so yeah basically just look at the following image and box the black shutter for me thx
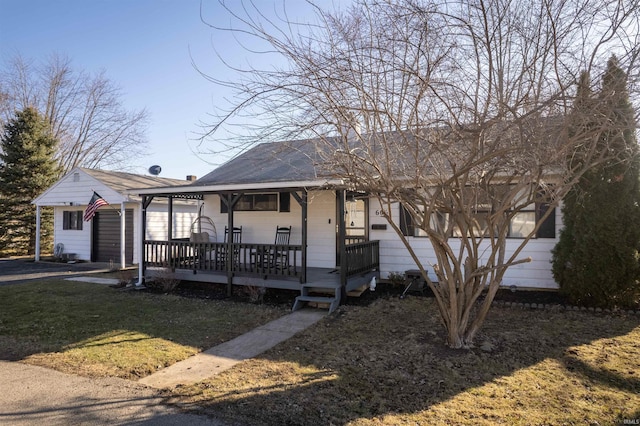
[220,195,228,213]
[63,211,70,230]
[279,192,290,212]
[536,203,556,238]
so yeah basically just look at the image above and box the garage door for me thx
[92,209,133,263]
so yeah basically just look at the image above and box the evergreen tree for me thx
[552,57,640,308]
[0,107,60,256]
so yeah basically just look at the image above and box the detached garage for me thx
[33,167,199,268]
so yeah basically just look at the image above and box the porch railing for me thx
[144,240,302,278]
[344,240,379,277]
[144,239,378,283]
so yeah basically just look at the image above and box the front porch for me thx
[144,239,380,312]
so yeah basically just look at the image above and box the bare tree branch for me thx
[199,0,639,348]
[0,53,149,176]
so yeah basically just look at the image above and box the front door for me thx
[345,197,368,243]
[336,193,368,266]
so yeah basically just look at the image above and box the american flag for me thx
[83,191,108,221]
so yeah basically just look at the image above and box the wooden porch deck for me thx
[148,265,377,294]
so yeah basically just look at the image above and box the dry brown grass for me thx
[170,297,640,425]
[0,280,288,379]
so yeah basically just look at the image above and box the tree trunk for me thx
[447,326,472,349]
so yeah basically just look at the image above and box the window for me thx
[63,211,83,230]
[400,204,449,237]
[220,193,279,213]
[452,211,493,237]
[400,203,555,239]
[509,212,536,238]
[507,203,555,238]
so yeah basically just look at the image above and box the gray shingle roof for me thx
[81,168,189,193]
[192,118,564,188]
[193,138,338,186]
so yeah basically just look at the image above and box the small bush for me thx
[244,285,266,304]
[147,268,181,293]
[115,269,135,286]
[387,271,405,287]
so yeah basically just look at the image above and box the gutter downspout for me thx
[135,196,151,286]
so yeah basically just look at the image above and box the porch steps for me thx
[292,282,340,314]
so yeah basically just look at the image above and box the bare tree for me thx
[0,54,149,175]
[200,0,640,348]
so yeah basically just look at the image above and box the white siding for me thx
[38,168,198,265]
[53,207,92,260]
[201,190,338,268]
[35,169,125,206]
[369,198,562,289]
[145,201,198,241]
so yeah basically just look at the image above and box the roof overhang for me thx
[126,178,346,197]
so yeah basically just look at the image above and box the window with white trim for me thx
[63,211,83,230]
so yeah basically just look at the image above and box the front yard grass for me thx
[169,297,640,425]
[0,280,288,379]
[2,279,639,424]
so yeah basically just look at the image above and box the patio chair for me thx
[251,226,292,274]
[218,226,242,269]
[272,226,292,271]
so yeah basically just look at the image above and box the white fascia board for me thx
[127,179,345,195]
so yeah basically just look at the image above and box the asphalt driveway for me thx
[0,258,115,285]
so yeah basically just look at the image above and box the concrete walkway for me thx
[0,361,220,425]
[66,276,120,285]
[140,309,326,389]
[0,258,114,285]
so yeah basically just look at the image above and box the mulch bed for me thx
[155,279,572,309]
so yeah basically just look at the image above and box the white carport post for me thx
[35,205,41,261]
[120,202,126,269]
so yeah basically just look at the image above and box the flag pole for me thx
[90,189,122,216]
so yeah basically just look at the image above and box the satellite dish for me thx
[148,165,162,176]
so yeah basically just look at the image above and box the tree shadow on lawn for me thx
[172,297,640,425]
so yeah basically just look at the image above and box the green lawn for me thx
[0,280,288,379]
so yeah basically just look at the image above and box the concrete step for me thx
[292,294,340,314]
[295,295,336,304]
[301,282,340,289]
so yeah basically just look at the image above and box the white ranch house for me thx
[132,138,561,312]
[33,167,198,268]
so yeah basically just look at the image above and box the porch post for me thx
[291,190,308,283]
[301,190,308,283]
[225,193,242,297]
[138,195,154,286]
[166,196,173,269]
[35,205,41,261]
[120,202,126,269]
[337,189,347,297]
[168,196,173,241]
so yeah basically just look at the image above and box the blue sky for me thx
[0,0,341,180]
